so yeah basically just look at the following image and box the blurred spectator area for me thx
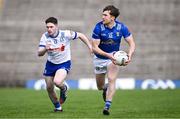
[0,0,180,86]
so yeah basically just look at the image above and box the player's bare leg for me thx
[96,74,109,102]
[103,63,119,115]
[45,77,62,112]
[96,74,105,90]
[107,63,119,101]
[54,69,68,104]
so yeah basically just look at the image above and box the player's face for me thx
[46,23,57,36]
[102,10,114,25]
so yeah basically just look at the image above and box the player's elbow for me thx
[37,53,42,57]
[92,43,98,52]
[37,51,44,57]
[92,46,99,54]
[92,46,96,52]
[37,47,46,57]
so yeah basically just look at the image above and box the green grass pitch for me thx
[0,88,180,118]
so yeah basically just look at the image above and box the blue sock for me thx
[54,102,60,108]
[105,101,112,109]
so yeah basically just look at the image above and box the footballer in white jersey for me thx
[38,17,92,112]
[39,30,77,64]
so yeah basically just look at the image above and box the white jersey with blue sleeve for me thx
[39,30,77,64]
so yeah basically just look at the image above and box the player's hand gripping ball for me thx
[113,50,128,66]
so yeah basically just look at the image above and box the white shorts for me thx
[93,55,112,74]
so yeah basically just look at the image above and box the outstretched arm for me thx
[76,32,93,54]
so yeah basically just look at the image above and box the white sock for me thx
[56,106,62,110]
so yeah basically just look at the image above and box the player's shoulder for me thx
[94,21,105,31]
[115,20,128,29]
[59,30,71,34]
[58,30,67,34]
[59,29,68,32]
[95,21,103,26]
[116,20,128,26]
[59,30,72,37]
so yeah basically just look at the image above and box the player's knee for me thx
[54,82,65,89]
[108,78,116,83]
[54,80,62,86]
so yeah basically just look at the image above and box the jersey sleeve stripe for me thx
[73,32,77,39]
[39,45,46,47]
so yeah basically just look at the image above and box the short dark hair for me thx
[103,5,120,18]
[45,17,58,24]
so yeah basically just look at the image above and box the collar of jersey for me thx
[49,30,59,38]
[104,21,116,29]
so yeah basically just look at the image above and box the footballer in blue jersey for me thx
[38,17,92,112]
[92,20,131,59]
[92,5,135,115]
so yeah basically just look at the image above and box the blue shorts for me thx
[43,60,71,77]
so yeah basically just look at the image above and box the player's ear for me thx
[111,15,115,21]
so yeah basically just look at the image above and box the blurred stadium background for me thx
[0,0,180,88]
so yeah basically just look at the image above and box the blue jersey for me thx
[92,21,131,59]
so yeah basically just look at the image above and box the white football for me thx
[113,51,128,66]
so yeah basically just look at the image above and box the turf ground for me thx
[0,88,180,119]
